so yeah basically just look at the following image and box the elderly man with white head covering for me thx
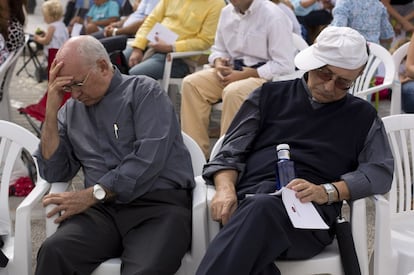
[196,26,393,275]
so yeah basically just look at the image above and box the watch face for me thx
[93,185,106,200]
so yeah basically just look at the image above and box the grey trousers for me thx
[35,189,191,275]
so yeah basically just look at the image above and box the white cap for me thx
[294,26,368,71]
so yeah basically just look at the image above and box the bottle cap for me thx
[276,144,290,151]
[276,144,290,160]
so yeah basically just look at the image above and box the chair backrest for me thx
[0,120,39,236]
[209,135,225,161]
[349,43,396,113]
[382,114,414,214]
[391,41,410,115]
[182,132,206,177]
[0,120,51,275]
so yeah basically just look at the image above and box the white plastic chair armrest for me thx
[204,179,220,243]
[184,175,208,269]
[161,50,209,92]
[45,182,70,237]
[13,178,51,275]
[371,194,394,275]
[349,198,369,275]
[390,79,402,115]
[354,82,393,98]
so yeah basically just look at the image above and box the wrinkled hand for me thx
[286,178,327,205]
[46,60,73,114]
[211,184,238,225]
[128,48,144,67]
[43,188,96,223]
[148,36,172,53]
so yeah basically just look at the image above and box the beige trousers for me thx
[180,68,266,158]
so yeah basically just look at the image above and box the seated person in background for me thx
[34,35,195,275]
[180,0,295,159]
[126,0,225,80]
[271,0,303,36]
[70,0,120,35]
[0,2,9,64]
[0,34,9,65]
[381,0,414,35]
[331,0,394,47]
[91,0,159,39]
[400,34,414,112]
[33,0,69,63]
[66,0,92,34]
[83,0,120,34]
[291,0,334,43]
[196,26,393,275]
[3,0,26,52]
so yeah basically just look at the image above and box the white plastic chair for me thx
[350,42,397,115]
[45,132,208,275]
[206,136,371,275]
[0,120,51,275]
[373,114,414,275]
[0,47,21,121]
[391,41,410,115]
[160,50,210,94]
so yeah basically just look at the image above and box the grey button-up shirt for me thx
[35,69,194,203]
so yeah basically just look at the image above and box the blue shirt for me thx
[86,0,120,22]
[331,0,394,43]
[291,0,322,16]
[123,0,159,27]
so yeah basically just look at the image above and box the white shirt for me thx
[208,0,295,80]
[277,2,302,36]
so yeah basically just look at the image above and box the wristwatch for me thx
[93,184,106,201]
[323,183,336,205]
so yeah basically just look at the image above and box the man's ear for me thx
[96,58,111,74]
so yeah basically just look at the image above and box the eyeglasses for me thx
[314,67,356,90]
[62,70,92,92]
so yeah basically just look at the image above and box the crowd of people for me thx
[6,0,414,274]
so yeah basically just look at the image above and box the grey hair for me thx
[76,36,112,68]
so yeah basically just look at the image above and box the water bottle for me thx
[275,144,296,190]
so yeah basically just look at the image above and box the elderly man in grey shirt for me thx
[34,35,194,275]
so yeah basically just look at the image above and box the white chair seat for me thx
[276,241,342,275]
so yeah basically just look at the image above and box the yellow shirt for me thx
[130,0,225,52]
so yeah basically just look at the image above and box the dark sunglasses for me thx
[314,67,356,90]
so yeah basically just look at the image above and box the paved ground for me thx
[6,2,391,273]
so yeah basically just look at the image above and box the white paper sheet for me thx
[281,188,329,229]
[146,23,178,45]
[71,23,83,37]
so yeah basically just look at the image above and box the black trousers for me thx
[196,194,337,275]
[35,189,191,275]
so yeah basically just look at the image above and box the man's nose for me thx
[71,89,81,99]
[324,78,336,91]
